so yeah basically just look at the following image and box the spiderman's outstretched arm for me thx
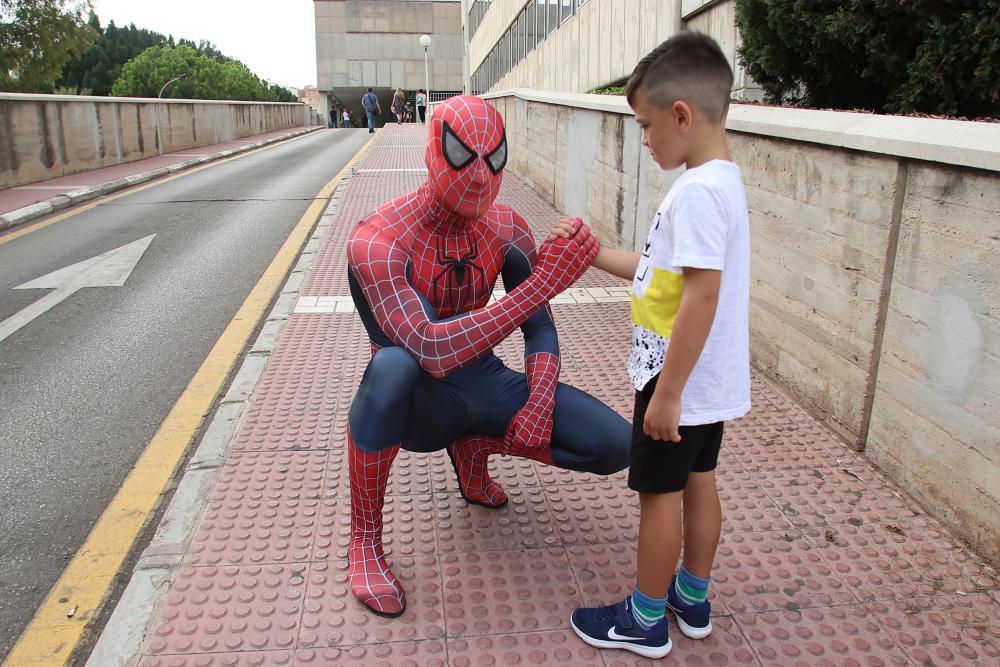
[348,218,596,379]
[498,213,560,449]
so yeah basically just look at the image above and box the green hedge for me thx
[735,0,999,118]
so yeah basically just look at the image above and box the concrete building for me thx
[314,0,465,127]
[467,0,760,99]
[313,1,760,127]
[297,85,323,113]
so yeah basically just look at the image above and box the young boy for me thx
[556,33,751,659]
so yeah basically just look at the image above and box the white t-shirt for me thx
[628,159,751,425]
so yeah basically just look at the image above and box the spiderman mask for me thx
[425,95,507,219]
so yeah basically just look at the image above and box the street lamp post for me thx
[155,73,189,155]
[419,34,432,124]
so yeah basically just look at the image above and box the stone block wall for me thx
[867,164,1000,558]
[0,94,312,189]
[482,88,1000,563]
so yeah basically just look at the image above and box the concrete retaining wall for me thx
[482,89,1000,563]
[0,93,315,189]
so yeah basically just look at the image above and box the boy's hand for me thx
[644,391,682,443]
[548,216,584,241]
[533,223,599,297]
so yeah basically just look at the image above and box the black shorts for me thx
[628,374,724,494]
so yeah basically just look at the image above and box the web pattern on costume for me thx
[347,438,404,616]
[345,95,599,617]
[348,97,595,378]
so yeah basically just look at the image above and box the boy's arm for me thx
[644,266,721,442]
[550,216,639,281]
[592,247,641,281]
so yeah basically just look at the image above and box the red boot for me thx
[347,434,406,617]
[447,435,508,508]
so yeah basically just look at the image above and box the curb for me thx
[82,142,371,667]
[0,126,324,232]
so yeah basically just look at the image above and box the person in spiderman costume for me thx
[346,95,630,617]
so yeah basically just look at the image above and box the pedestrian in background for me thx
[362,88,380,133]
[391,88,406,124]
[342,107,351,128]
[415,89,427,123]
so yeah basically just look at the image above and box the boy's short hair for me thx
[626,32,734,122]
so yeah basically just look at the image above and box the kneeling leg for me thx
[549,383,630,475]
[346,347,421,616]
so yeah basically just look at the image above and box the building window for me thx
[525,1,537,54]
[472,0,586,95]
[546,0,559,37]
[560,0,573,24]
[514,12,524,64]
[468,0,493,39]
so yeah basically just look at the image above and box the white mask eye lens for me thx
[442,123,476,170]
[485,136,507,175]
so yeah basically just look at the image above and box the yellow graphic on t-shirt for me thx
[631,267,685,339]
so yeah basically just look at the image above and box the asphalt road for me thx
[0,128,371,660]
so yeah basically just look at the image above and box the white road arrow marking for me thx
[0,234,155,344]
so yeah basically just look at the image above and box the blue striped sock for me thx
[630,585,667,630]
[674,566,711,606]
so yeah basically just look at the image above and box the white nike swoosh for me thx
[608,626,647,642]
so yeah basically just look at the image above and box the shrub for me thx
[735,0,999,118]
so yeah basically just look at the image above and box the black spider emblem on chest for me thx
[431,235,488,312]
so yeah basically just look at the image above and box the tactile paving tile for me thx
[802,521,983,600]
[712,530,858,613]
[145,564,307,655]
[211,451,329,502]
[725,419,848,471]
[311,495,437,562]
[566,542,637,606]
[534,462,629,488]
[440,549,579,637]
[298,558,445,647]
[601,617,759,666]
[184,500,320,567]
[434,488,560,553]
[324,447,439,499]
[867,593,1000,666]
[544,483,640,547]
[448,631,603,666]
[141,650,295,666]
[717,469,793,533]
[735,605,910,666]
[230,315,363,450]
[293,640,448,666]
[755,467,919,528]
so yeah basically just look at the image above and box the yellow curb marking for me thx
[3,133,373,667]
[0,128,322,246]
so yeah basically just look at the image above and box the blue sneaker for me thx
[570,597,672,659]
[666,575,712,639]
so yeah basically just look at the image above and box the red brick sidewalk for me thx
[127,125,999,666]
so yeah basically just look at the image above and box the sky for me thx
[89,0,318,89]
